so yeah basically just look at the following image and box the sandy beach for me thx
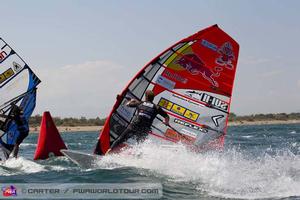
[30,126,102,133]
[29,120,300,133]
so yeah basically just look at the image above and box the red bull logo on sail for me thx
[216,42,235,69]
[176,54,221,87]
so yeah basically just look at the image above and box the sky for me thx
[1,0,300,118]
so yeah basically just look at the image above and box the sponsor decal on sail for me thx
[185,90,228,112]
[174,118,208,133]
[158,98,199,121]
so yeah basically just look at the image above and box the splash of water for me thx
[0,157,46,176]
[96,140,300,199]
[20,143,37,147]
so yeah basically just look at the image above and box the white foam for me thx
[96,140,300,199]
[48,165,70,171]
[1,157,46,175]
[20,143,37,147]
[241,135,253,139]
[0,166,10,176]
[42,157,77,171]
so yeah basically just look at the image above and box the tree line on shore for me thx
[28,112,300,127]
[228,112,300,122]
[29,115,106,127]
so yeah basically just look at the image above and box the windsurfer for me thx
[106,90,170,154]
[0,104,29,158]
[11,104,29,158]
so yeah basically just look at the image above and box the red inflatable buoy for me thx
[34,111,67,160]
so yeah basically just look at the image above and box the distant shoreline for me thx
[29,120,300,133]
[29,126,102,133]
[228,119,300,126]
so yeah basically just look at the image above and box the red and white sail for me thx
[94,24,239,155]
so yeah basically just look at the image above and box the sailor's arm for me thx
[126,99,141,107]
[164,115,170,126]
[117,94,141,106]
[0,114,14,120]
[157,107,170,126]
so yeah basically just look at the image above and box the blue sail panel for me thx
[5,90,37,145]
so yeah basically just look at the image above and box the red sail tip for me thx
[33,111,67,160]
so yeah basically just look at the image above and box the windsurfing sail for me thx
[0,38,41,158]
[94,24,239,155]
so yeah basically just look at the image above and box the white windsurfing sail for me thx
[0,38,41,159]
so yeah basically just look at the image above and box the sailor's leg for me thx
[11,131,29,158]
[12,144,19,158]
[110,127,133,150]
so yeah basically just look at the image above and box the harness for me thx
[15,115,29,133]
[136,101,157,123]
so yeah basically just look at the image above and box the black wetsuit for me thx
[14,115,29,145]
[110,100,168,149]
[0,114,28,159]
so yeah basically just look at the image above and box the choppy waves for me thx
[1,125,300,199]
[96,139,300,199]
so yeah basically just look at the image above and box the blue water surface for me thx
[1,123,300,200]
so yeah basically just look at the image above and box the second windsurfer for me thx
[0,104,29,159]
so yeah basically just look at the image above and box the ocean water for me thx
[1,124,300,200]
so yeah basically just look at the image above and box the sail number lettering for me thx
[185,90,228,112]
[158,98,199,121]
[0,68,15,84]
